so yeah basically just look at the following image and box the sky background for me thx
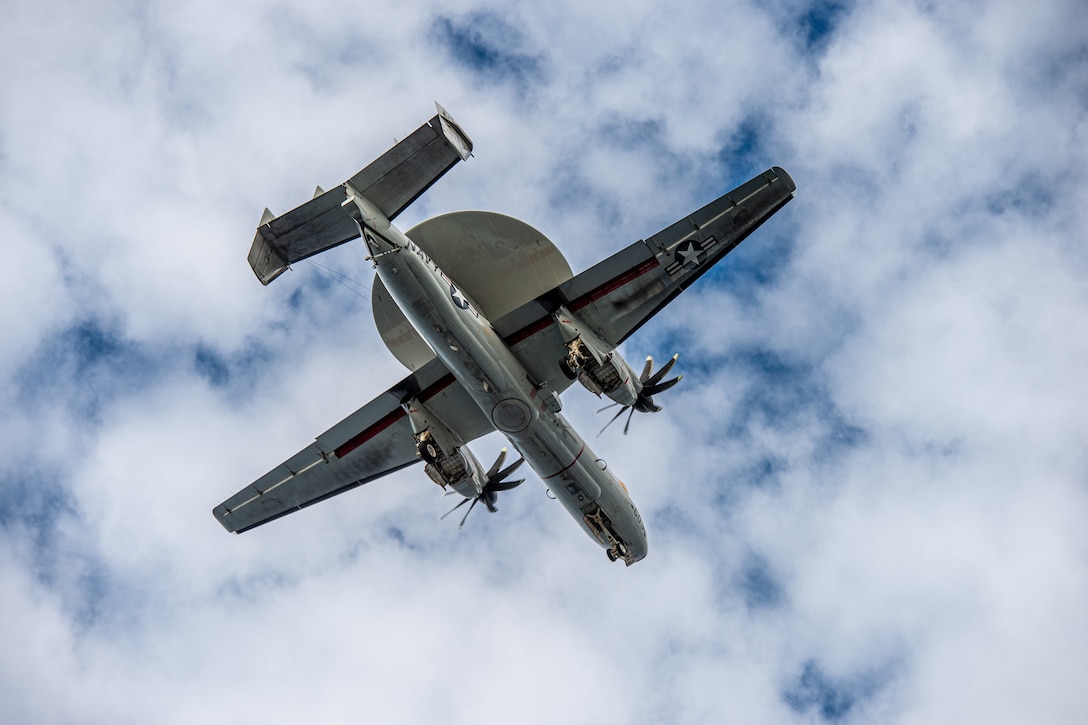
[2,0,1087,722]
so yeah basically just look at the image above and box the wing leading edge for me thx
[492,167,795,387]
[213,356,493,534]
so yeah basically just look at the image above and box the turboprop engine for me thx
[554,307,683,433]
[405,399,484,498]
[405,399,525,526]
[555,307,640,404]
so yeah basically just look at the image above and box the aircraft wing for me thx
[492,167,795,386]
[247,103,473,285]
[213,356,493,534]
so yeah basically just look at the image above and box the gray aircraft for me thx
[213,105,795,565]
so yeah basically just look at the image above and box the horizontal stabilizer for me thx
[247,103,473,285]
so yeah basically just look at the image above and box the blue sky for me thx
[2,0,1087,722]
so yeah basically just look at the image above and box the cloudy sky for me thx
[2,0,1086,722]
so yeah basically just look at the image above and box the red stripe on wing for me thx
[333,374,457,459]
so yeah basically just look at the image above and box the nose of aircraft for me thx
[626,532,648,565]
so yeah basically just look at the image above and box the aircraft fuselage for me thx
[349,195,647,565]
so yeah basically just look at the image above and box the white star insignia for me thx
[675,241,703,268]
[450,284,469,309]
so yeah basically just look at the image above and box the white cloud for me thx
[2,0,1087,722]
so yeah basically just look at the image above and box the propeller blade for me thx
[488,478,525,492]
[486,447,508,478]
[458,496,481,528]
[595,353,682,436]
[643,374,683,397]
[440,497,471,520]
[442,453,526,526]
[494,457,525,482]
[640,356,654,383]
[645,354,679,386]
[599,405,630,436]
[596,402,620,414]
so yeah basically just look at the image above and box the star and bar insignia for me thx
[664,234,719,276]
[450,283,470,309]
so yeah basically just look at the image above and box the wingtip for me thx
[435,101,473,161]
[771,166,796,193]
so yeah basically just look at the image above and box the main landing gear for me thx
[417,436,441,466]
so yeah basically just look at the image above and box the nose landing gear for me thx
[606,545,627,562]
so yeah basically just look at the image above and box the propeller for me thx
[441,447,526,528]
[598,354,683,435]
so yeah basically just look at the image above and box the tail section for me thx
[247,103,473,285]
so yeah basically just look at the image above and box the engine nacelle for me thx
[405,399,487,499]
[555,307,641,408]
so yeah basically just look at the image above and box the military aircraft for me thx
[213,104,795,565]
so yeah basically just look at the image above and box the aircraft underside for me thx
[213,104,795,567]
